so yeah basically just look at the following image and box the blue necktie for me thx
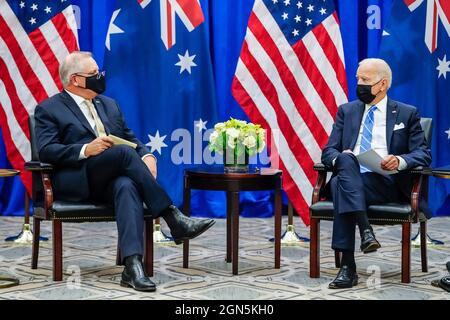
[359,105,377,173]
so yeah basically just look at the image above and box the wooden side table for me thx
[182,166,282,275]
[0,169,20,288]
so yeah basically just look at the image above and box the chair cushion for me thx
[49,201,153,222]
[310,201,413,224]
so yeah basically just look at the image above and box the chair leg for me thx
[144,218,153,277]
[53,220,63,281]
[401,222,411,283]
[420,221,428,272]
[116,242,122,266]
[334,251,341,268]
[31,217,41,269]
[310,218,320,278]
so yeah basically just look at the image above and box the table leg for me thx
[274,188,282,269]
[226,191,232,263]
[231,191,240,275]
[183,186,191,269]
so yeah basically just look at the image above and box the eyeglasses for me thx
[73,70,106,79]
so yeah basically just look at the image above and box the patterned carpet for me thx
[0,216,449,300]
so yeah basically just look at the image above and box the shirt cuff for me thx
[396,156,407,171]
[142,153,157,163]
[79,144,88,160]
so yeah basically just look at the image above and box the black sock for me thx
[354,211,370,237]
[341,250,356,272]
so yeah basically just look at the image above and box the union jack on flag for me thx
[137,0,204,50]
[404,0,450,52]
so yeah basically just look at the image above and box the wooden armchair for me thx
[309,118,432,283]
[25,115,154,281]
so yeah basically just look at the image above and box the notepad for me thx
[356,149,398,175]
[108,134,137,149]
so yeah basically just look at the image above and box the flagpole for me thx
[270,201,309,245]
[5,191,48,244]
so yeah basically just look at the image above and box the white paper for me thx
[356,149,398,175]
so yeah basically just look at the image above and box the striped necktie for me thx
[359,105,377,173]
[84,99,107,137]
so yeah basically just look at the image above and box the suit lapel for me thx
[92,97,111,135]
[350,101,365,149]
[386,98,398,151]
[60,91,97,137]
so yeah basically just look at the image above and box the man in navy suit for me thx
[321,58,431,289]
[35,51,215,292]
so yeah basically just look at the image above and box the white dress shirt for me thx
[65,90,156,163]
[352,95,406,170]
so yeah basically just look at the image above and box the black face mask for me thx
[356,79,382,105]
[81,71,106,94]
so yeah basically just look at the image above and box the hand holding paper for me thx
[108,134,137,149]
[356,149,398,175]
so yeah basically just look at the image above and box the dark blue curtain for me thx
[1,0,447,217]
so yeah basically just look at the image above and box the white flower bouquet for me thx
[209,118,265,171]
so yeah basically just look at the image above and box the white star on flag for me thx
[437,55,450,79]
[296,1,302,9]
[282,12,288,20]
[175,50,197,74]
[292,29,299,36]
[445,127,450,139]
[29,17,36,25]
[31,3,38,11]
[195,119,208,132]
[146,130,168,155]
[44,6,52,14]
[294,15,301,23]
[105,9,125,51]
[320,8,327,15]
[307,4,314,12]
[284,0,290,6]
[19,1,25,9]
[305,18,312,26]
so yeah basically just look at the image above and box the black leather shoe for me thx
[439,276,450,292]
[360,228,381,253]
[328,265,358,289]
[164,205,215,245]
[446,261,450,273]
[120,254,156,292]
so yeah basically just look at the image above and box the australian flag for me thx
[103,0,218,214]
[379,0,450,216]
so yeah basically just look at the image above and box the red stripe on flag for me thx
[51,13,79,53]
[167,0,173,49]
[404,0,416,6]
[0,58,31,140]
[239,41,317,185]
[176,0,204,28]
[312,22,348,100]
[28,28,63,91]
[248,13,330,145]
[292,40,338,122]
[0,101,32,195]
[432,1,438,51]
[232,76,312,225]
[439,0,450,21]
[0,16,49,103]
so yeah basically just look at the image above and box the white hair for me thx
[59,51,93,87]
[359,58,392,89]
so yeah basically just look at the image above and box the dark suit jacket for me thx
[321,98,432,217]
[34,90,151,201]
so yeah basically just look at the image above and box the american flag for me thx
[0,0,79,194]
[232,0,348,225]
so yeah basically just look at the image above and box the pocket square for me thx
[393,122,405,131]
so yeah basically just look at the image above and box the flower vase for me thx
[223,145,249,173]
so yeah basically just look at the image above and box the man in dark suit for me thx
[34,51,215,292]
[321,58,431,289]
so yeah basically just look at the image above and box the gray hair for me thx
[59,51,93,87]
[359,58,392,89]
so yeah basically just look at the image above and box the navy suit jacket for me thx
[34,91,151,201]
[321,98,432,217]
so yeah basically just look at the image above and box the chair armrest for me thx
[24,161,54,172]
[311,164,328,204]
